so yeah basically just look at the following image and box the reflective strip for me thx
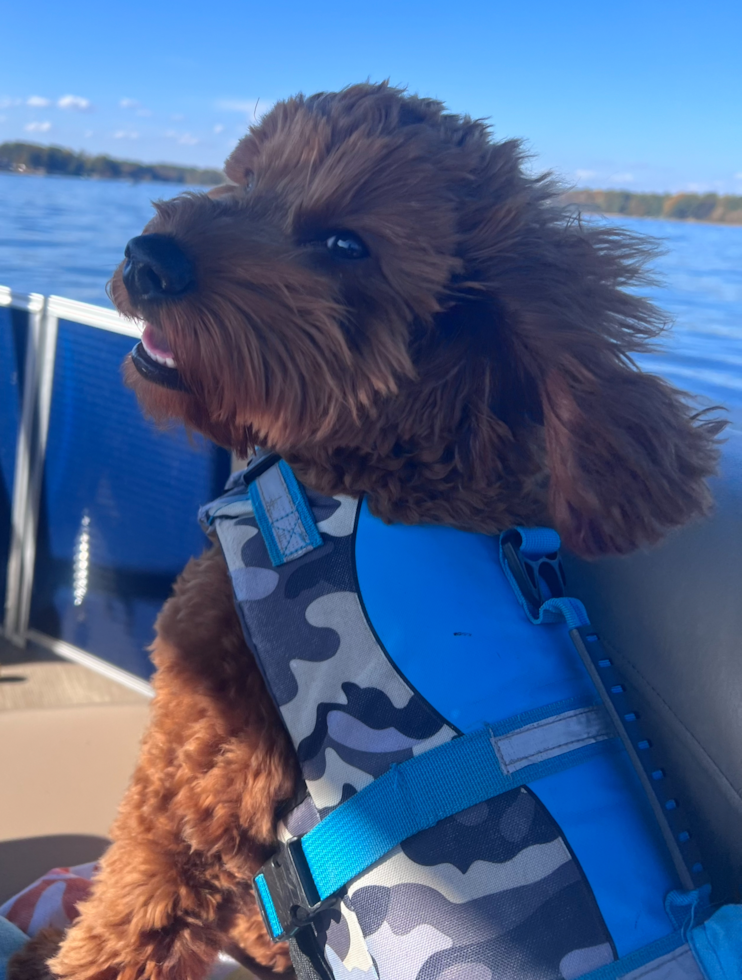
[249,460,323,566]
[492,704,616,774]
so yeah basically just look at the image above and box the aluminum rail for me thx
[1,286,152,697]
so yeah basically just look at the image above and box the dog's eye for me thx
[326,232,368,260]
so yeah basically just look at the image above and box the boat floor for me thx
[0,639,148,711]
[0,639,151,904]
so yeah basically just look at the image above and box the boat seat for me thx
[564,430,742,905]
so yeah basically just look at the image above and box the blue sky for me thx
[2,0,740,193]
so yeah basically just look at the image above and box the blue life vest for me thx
[200,455,742,980]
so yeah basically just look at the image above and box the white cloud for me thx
[164,129,199,145]
[213,123,224,134]
[0,115,6,123]
[120,98,152,117]
[25,121,52,132]
[575,169,597,181]
[113,129,139,139]
[0,97,21,109]
[611,172,635,183]
[27,95,51,107]
[84,130,94,138]
[58,94,91,111]
[170,113,185,121]
[734,172,742,181]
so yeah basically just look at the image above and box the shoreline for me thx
[563,189,742,227]
[0,169,219,187]
[0,142,223,186]
[2,170,741,227]
[580,209,742,228]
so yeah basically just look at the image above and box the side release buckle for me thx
[253,837,329,943]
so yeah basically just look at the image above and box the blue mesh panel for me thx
[0,306,28,623]
[28,320,231,678]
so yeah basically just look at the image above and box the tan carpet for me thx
[0,660,149,710]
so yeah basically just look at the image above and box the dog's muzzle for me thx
[123,234,196,303]
[122,235,194,390]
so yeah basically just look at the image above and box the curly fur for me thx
[10,82,723,980]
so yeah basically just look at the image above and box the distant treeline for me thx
[564,189,742,225]
[0,142,224,185]
[3,143,741,223]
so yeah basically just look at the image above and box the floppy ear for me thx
[460,148,726,557]
[538,352,723,556]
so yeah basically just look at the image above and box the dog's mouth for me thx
[130,323,188,391]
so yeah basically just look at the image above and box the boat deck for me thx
[0,639,148,711]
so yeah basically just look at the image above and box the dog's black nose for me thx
[122,234,195,302]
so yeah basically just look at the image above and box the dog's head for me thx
[110,82,723,556]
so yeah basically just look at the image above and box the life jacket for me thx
[200,454,742,980]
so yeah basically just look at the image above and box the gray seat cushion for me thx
[563,430,742,904]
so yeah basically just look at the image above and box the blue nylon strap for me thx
[577,931,687,980]
[300,721,617,901]
[516,526,562,559]
[254,873,282,940]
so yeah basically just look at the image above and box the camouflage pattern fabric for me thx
[201,466,616,980]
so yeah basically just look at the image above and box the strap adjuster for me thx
[254,837,332,943]
[500,528,566,620]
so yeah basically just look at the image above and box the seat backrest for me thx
[563,430,742,904]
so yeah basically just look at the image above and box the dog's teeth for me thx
[141,323,177,368]
[142,343,177,368]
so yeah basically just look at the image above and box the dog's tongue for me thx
[141,323,176,368]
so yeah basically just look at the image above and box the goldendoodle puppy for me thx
[11,82,721,980]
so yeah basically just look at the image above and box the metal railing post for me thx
[15,304,59,643]
[3,292,46,643]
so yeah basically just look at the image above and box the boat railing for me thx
[0,285,231,696]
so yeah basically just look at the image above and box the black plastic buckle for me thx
[254,837,328,943]
[500,529,566,619]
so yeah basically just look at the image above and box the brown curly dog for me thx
[10,82,722,980]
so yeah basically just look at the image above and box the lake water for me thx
[1,172,741,428]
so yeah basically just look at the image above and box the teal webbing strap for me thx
[578,931,687,980]
[253,873,282,939]
[300,722,616,901]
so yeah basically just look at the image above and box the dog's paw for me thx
[7,927,65,980]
